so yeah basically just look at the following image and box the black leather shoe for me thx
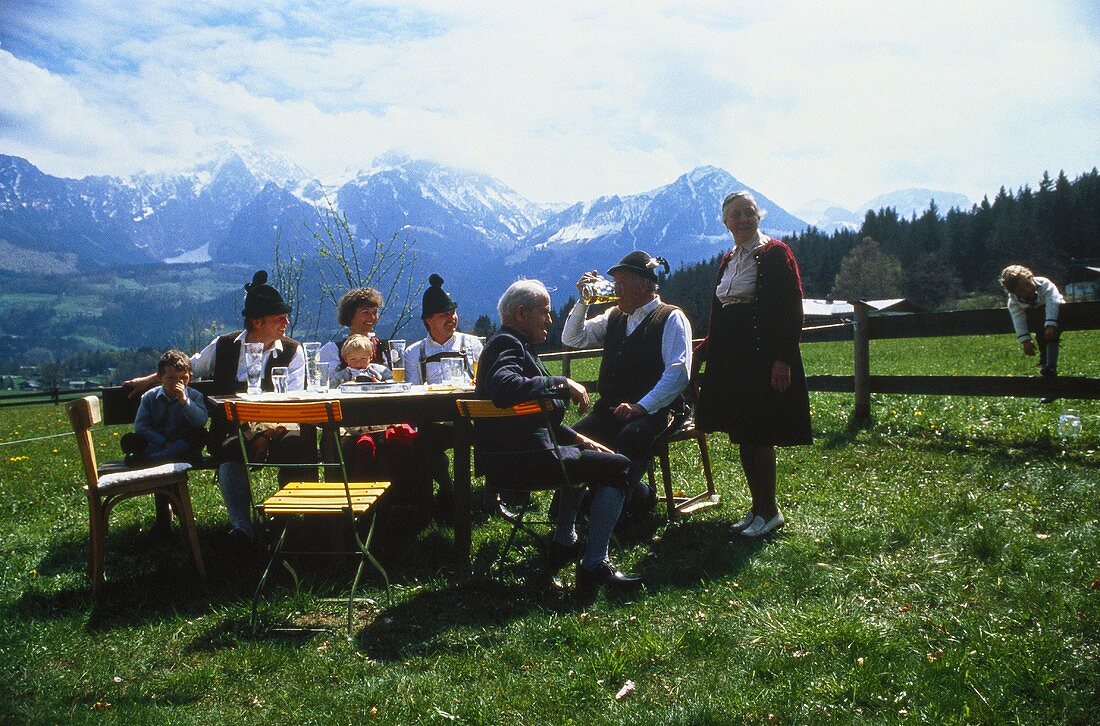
[546,540,584,574]
[576,561,643,596]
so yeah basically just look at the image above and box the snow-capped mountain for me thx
[856,188,971,218]
[511,165,808,294]
[797,189,972,233]
[0,149,813,315]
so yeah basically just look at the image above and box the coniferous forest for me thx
[661,168,1100,335]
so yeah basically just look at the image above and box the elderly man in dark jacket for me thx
[475,279,642,595]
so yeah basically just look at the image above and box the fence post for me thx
[852,301,871,422]
[562,351,572,378]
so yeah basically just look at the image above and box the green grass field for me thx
[0,334,1097,723]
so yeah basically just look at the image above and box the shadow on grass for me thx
[9,521,266,629]
[353,577,574,661]
[819,411,873,449]
[352,516,768,663]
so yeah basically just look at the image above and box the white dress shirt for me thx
[404,332,484,385]
[190,331,306,391]
[562,296,692,413]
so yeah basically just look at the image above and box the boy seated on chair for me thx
[329,334,394,385]
[121,349,208,467]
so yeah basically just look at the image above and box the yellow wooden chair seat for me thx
[260,481,391,515]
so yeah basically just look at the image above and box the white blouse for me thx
[716,231,766,304]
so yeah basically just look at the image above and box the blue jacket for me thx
[473,326,578,456]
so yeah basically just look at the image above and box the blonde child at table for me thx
[331,335,430,536]
[330,334,393,386]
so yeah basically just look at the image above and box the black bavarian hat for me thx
[606,250,670,283]
[241,270,292,319]
[421,273,458,318]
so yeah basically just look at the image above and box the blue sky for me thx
[0,0,1097,211]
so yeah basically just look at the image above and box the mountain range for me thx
[0,144,966,326]
[794,188,972,234]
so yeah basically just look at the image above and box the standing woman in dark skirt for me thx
[695,191,812,537]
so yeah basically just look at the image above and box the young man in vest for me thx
[125,270,306,543]
[404,274,483,522]
[562,251,693,518]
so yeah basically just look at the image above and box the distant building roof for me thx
[803,298,923,318]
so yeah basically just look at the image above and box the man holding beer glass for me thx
[562,251,693,520]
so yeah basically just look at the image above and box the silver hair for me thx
[721,190,768,219]
[497,279,550,322]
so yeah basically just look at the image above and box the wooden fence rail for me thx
[4,303,1097,420]
[544,301,1100,419]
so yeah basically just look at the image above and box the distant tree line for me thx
[659,168,1100,337]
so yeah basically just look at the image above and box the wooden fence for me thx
[3,302,1097,420]
[546,301,1100,421]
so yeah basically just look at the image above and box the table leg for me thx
[453,419,472,566]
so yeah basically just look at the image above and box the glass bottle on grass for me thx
[1057,409,1082,441]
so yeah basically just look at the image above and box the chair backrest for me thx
[454,398,552,420]
[224,399,343,426]
[455,397,570,491]
[66,395,101,488]
[224,399,359,510]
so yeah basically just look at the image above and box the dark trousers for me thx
[416,422,455,496]
[1026,308,1061,374]
[484,445,632,493]
[573,406,671,487]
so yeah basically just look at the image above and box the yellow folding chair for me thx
[67,395,206,598]
[455,397,576,574]
[224,399,391,633]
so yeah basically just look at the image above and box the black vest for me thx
[595,304,677,411]
[211,332,301,394]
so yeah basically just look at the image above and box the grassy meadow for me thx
[0,332,1097,723]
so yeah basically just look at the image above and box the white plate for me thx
[338,382,414,395]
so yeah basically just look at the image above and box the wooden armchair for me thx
[647,381,720,519]
[67,395,206,598]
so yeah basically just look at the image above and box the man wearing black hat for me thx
[562,251,693,518]
[404,274,484,521]
[405,274,483,385]
[125,270,306,541]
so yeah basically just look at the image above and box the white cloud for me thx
[0,0,1096,209]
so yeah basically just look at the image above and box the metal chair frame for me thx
[225,399,391,634]
[455,397,575,574]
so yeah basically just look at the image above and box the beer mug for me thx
[581,275,618,305]
[388,340,406,382]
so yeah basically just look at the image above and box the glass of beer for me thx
[581,275,618,305]
[388,340,406,382]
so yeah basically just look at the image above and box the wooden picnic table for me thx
[103,383,478,565]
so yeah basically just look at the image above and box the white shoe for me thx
[742,510,784,538]
[731,510,754,533]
